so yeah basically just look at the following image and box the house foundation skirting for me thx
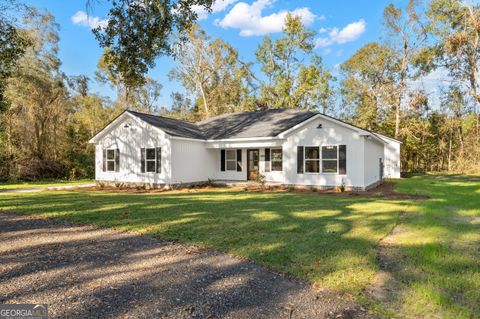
[364,179,384,191]
[96,180,208,190]
[96,179,383,192]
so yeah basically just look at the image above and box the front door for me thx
[247,149,260,181]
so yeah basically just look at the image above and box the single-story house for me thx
[89,108,401,190]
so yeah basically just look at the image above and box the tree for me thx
[91,0,215,90]
[0,21,30,112]
[383,0,427,138]
[96,49,162,114]
[0,1,30,112]
[169,24,253,118]
[170,91,192,118]
[415,0,480,169]
[423,0,480,147]
[255,14,333,111]
[296,55,335,113]
[5,9,68,161]
[340,42,398,131]
[130,77,162,114]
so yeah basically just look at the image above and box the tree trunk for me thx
[395,41,408,139]
[199,83,209,118]
[447,130,452,171]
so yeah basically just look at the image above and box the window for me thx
[322,146,338,173]
[271,149,283,171]
[305,147,320,173]
[297,145,347,175]
[106,149,116,171]
[226,149,237,171]
[220,149,242,172]
[103,149,119,172]
[141,147,161,173]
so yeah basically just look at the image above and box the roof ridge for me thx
[127,110,198,126]
[196,108,313,125]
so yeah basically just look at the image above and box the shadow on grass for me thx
[0,174,479,318]
[0,212,363,318]
[374,174,480,318]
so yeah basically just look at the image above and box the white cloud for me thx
[192,0,238,20]
[318,27,328,34]
[217,0,317,36]
[71,11,108,29]
[315,19,366,48]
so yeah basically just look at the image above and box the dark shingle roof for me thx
[128,109,317,140]
[197,109,317,139]
[126,109,400,143]
[127,110,206,139]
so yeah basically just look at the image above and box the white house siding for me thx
[95,115,172,184]
[170,139,216,183]
[281,117,366,189]
[363,138,385,187]
[209,148,248,181]
[383,138,401,178]
[92,112,397,190]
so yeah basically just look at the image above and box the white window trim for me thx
[270,148,283,172]
[301,145,346,175]
[143,147,160,173]
[106,149,116,172]
[225,149,237,171]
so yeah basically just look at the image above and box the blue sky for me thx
[24,0,409,108]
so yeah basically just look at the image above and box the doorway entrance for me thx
[247,149,260,180]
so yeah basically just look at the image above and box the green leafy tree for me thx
[169,25,254,118]
[96,49,162,114]
[421,0,480,147]
[340,42,398,131]
[0,20,30,112]
[383,0,427,138]
[91,0,215,90]
[3,9,70,178]
[255,14,333,111]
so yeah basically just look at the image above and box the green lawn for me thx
[0,178,93,189]
[0,174,478,318]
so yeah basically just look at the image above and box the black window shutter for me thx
[297,146,304,174]
[339,145,347,174]
[102,149,106,172]
[115,149,120,172]
[236,149,242,171]
[265,148,271,172]
[141,148,145,173]
[220,149,225,171]
[156,147,161,173]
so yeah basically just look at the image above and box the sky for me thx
[23,0,416,109]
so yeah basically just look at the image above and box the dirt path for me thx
[366,212,406,313]
[0,212,374,319]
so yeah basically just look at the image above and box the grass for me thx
[0,174,478,318]
[0,178,93,189]
[384,175,480,318]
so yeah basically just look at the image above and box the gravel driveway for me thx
[0,212,373,319]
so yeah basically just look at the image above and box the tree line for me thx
[0,0,479,180]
